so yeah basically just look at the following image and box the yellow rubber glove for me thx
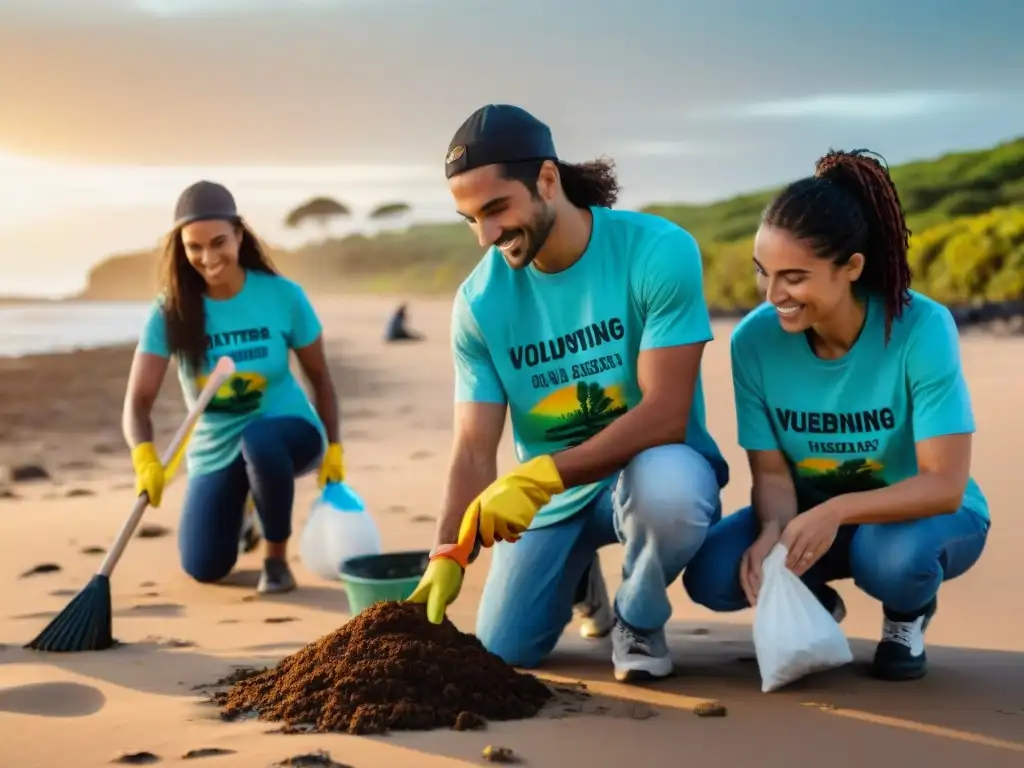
[318,442,345,488]
[470,455,564,547]
[407,557,464,624]
[131,442,166,508]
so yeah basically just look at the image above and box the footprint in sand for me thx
[216,619,240,625]
[139,581,157,588]
[274,752,353,768]
[11,610,59,620]
[410,514,436,523]
[144,635,196,649]
[81,545,106,555]
[19,563,61,578]
[264,616,299,624]
[65,488,94,498]
[114,603,185,618]
[182,748,236,760]
[0,681,106,717]
[409,450,433,460]
[113,751,160,765]
[387,504,407,514]
[48,588,79,597]
[137,523,170,539]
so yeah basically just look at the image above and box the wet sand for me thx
[1,295,1022,767]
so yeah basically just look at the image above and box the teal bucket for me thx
[339,550,430,616]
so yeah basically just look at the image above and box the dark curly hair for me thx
[499,157,621,209]
[159,218,277,373]
[762,148,913,342]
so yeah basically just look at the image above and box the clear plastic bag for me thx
[299,482,383,581]
[752,543,854,692]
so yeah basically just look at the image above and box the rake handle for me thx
[96,356,237,578]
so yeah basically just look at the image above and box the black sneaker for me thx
[257,557,296,595]
[871,598,938,681]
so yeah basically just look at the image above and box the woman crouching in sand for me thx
[121,180,345,594]
[682,149,990,681]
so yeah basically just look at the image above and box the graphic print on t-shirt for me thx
[195,324,277,415]
[507,315,635,450]
[527,381,630,448]
[774,404,897,507]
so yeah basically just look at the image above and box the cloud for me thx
[617,140,710,158]
[131,0,342,16]
[690,91,987,122]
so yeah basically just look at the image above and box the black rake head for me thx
[24,574,115,653]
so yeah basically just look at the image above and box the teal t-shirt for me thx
[137,270,327,477]
[731,290,988,521]
[452,206,729,528]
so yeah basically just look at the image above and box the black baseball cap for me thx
[444,104,558,179]
[173,180,238,229]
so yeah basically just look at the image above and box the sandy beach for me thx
[2,294,1022,768]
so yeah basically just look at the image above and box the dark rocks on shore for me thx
[10,464,51,482]
[19,562,62,578]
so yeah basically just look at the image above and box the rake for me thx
[25,356,236,652]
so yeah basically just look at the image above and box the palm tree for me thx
[369,201,412,220]
[284,196,351,238]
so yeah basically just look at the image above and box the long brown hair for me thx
[500,157,621,209]
[762,149,912,342]
[159,218,277,373]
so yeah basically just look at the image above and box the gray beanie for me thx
[173,180,238,229]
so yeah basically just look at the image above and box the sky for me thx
[1,0,1023,296]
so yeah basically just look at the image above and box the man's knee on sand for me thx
[617,444,720,547]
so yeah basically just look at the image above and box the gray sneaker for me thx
[573,556,614,639]
[611,619,673,682]
[257,557,296,595]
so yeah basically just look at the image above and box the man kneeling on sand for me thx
[408,105,730,682]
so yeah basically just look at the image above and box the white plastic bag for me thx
[752,543,853,692]
[300,482,383,581]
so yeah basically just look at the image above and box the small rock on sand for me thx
[0,488,18,500]
[693,701,728,718]
[273,752,353,768]
[112,752,160,765]
[264,616,299,624]
[137,524,170,539]
[482,745,521,763]
[10,464,51,482]
[182,748,235,759]
[19,563,61,578]
[66,488,95,498]
[81,546,106,555]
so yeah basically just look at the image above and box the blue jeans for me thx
[476,444,723,668]
[178,416,323,583]
[683,504,990,615]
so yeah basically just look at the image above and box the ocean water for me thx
[0,301,153,357]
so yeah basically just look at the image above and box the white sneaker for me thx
[572,557,614,639]
[611,619,673,682]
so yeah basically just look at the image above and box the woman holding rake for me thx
[122,181,345,594]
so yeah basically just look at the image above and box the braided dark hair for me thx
[762,149,912,342]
